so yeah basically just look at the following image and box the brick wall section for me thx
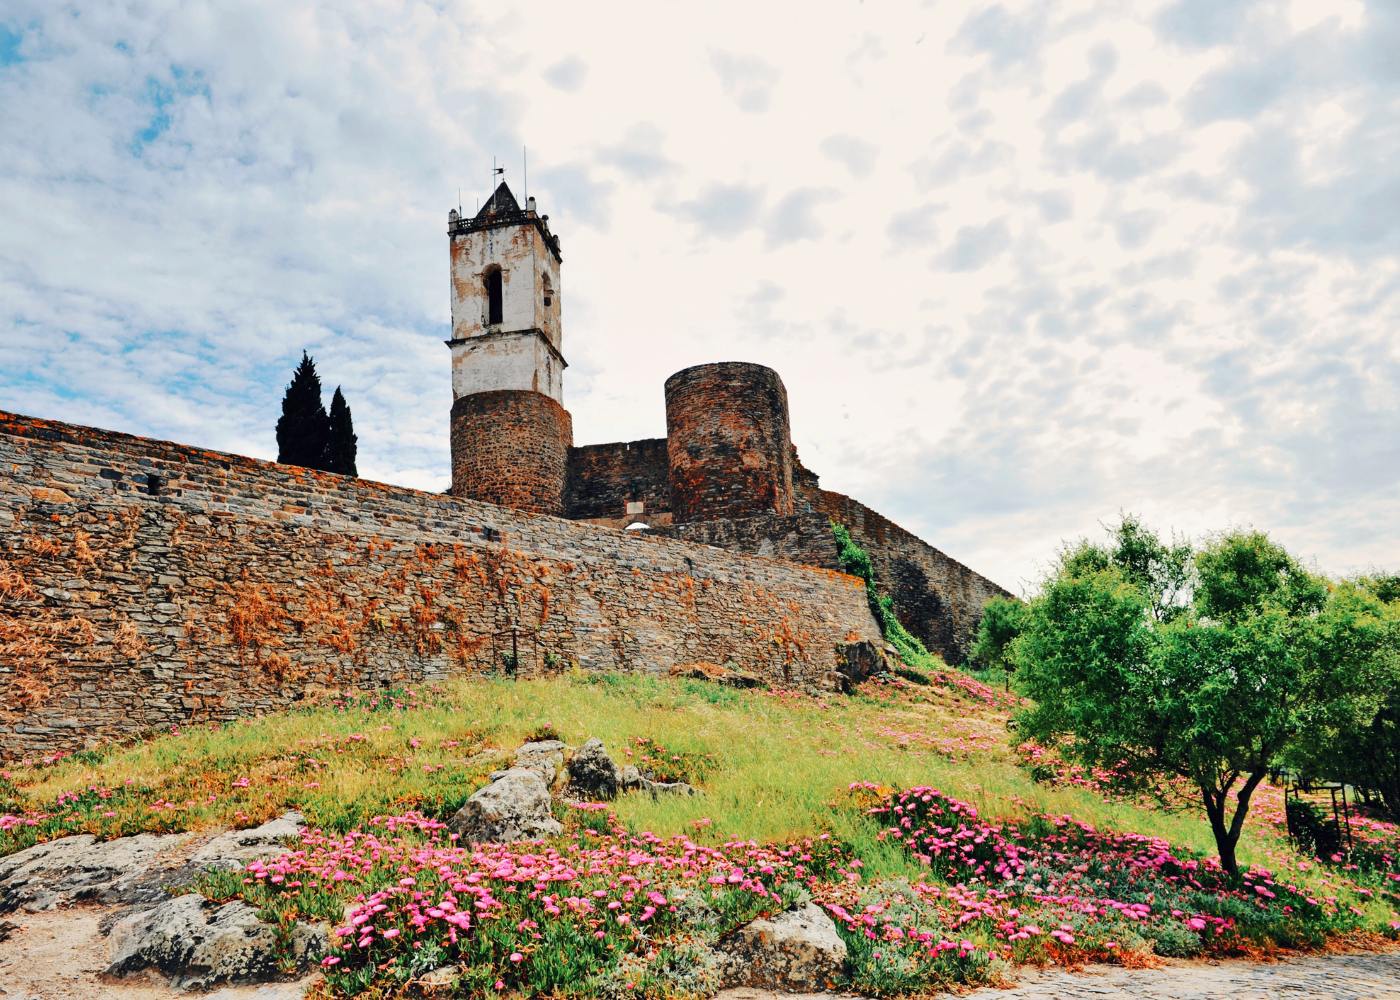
[450,390,572,515]
[564,438,672,523]
[0,410,879,759]
[659,490,1011,665]
[664,363,795,524]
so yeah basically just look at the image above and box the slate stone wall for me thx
[0,410,879,759]
[659,489,1010,665]
[564,438,672,525]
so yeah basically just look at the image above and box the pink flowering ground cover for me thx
[825,783,1397,995]
[194,783,1399,998]
[204,807,856,996]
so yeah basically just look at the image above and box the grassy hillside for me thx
[2,670,1397,996]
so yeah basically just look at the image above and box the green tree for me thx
[275,352,330,471]
[325,385,358,477]
[1012,519,1396,877]
[969,595,1025,673]
[1288,576,1400,821]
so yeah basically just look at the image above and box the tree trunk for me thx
[1200,771,1266,879]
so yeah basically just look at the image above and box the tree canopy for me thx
[1004,517,1398,876]
[275,353,357,477]
[326,386,358,477]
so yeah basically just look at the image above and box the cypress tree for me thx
[275,352,330,470]
[325,385,358,477]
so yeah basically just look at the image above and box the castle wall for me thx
[664,363,795,524]
[0,410,880,759]
[658,491,1009,665]
[450,390,572,515]
[565,438,673,527]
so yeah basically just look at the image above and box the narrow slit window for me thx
[485,268,503,325]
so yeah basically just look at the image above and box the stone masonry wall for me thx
[450,390,573,515]
[0,410,879,759]
[659,491,1010,665]
[564,438,673,526]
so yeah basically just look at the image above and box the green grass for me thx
[2,671,1305,875]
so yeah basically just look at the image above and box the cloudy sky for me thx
[1,1,1397,592]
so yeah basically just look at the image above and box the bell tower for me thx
[446,182,573,515]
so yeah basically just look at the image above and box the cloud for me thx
[765,188,834,247]
[819,134,876,178]
[709,50,779,112]
[665,182,766,238]
[886,204,940,247]
[1155,0,1257,48]
[597,123,674,180]
[951,3,1049,70]
[543,56,587,92]
[943,219,1010,271]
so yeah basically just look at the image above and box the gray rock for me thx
[642,779,698,798]
[618,763,697,799]
[447,768,562,843]
[189,812,305,870]
[564,737,621,800]
[411,963,460,996]
[0,831,189,914]
[513,740,566,785]
[105,892,325,990]
[718,902,847,991]
[836,640,888,687]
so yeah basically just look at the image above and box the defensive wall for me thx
[547,361,1010,664]
[0,410,881,759]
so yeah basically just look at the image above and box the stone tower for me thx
[664,362,796,523]
[447,182,572,515]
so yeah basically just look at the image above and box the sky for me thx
[0,0,1397,594]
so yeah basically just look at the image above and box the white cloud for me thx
[0,0,1397,591]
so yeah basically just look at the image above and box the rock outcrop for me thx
[105,893,325,990]
[448,768,563,843]
[718,902,848,991]
[512,740,566,785]
[188,812,305,871]
[564,737,622,800]
[0,831,190,914]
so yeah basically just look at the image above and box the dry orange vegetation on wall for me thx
[0,409,880,759]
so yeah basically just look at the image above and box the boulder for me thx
[448,768,562,843]
[718,903,847,991]
[0,831,190,914]
[642,779,698,798]
[105,893,325,990]
[513,740,567,785]
[618,764,698,799]
[564,738,621,801]
[189,812,305,870]
[835,640,888,688]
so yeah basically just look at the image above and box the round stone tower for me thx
[664,362,795,524]
[446,182,571,515]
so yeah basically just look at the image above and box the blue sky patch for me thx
[0,24,24,67]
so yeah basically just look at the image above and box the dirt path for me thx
[719,948,1400,1000]
[0,907,314,1000]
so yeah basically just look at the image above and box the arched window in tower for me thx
[484,267,503,326]
[541,273,553,310]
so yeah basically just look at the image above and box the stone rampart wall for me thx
[564,438,672,525]
[0,411,879,759]
[660,491,1010,664]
